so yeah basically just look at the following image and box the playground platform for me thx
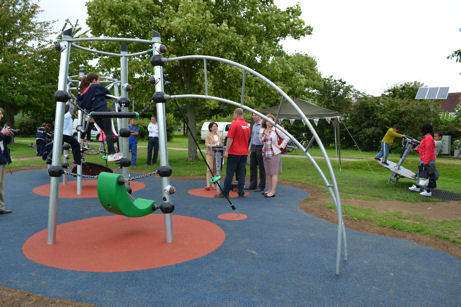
[0,170,459,306]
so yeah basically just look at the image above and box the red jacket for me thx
[415,134,435,164]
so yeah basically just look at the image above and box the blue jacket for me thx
[0,133,12,165]
[77,84,110,112]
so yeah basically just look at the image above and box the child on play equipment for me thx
[77,73,122,162]
[374,124,405,165]
[63,104,82,165]
[409,124,438,197]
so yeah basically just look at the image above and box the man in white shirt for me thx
[146,116,159,166]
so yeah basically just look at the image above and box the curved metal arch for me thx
[169,94,347,275]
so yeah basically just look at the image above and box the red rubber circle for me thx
[23,214,225,272]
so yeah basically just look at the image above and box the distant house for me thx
[438,92,461,116]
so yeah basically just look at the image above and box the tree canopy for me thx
[85,0,314,160]
[0,0,56,126]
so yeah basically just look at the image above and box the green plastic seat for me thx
[97,172,156,217]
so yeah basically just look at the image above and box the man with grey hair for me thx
[246,112,265,192]
[0,108,13,214]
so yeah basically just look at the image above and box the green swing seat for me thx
[97,172,156,217]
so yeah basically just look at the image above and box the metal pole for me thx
[47,36,72,245]
[76,110,83,195]
[241,70,246,105]
[120,44,130,182]
[153,32,173,243]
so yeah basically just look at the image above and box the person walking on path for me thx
[246,113,265,192]
[374,124,405,165]
[215,108,250,198]
[128,118,139,166]
[146,116,159,166]
[259,114,289,198]
[0,108,13,214]
[205,122,223,190]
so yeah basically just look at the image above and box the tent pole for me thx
[274,97,284,124]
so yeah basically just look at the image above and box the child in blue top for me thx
[77,73,122,162]
[128,118,139,166]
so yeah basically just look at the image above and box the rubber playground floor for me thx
[0,169,460,306]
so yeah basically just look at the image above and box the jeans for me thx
[129,142,137,165]
[223,154,247,197]
[147,137,159,165]
[250,145,265,189]
[375,142,389,162]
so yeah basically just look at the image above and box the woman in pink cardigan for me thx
[259,114,290,198]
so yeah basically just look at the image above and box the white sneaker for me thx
[408,185,420,192]
[107,153,123,162]
[420,190,432,197]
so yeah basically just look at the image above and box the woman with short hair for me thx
[259,114,289,198]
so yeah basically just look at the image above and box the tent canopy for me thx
[261,98,340,120]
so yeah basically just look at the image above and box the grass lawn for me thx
[7,136,461,246]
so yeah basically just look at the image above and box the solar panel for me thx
[426,87,439,99]
[415,87,429,99]
[436,87,449,99]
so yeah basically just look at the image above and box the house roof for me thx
[438,92,461,112]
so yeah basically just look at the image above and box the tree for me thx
[316,76,357,114]
[0,0,55,127]
[382,81,424,100]
[85,0,312,160]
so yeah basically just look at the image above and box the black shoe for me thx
[382,161,389,166]
[262,191,267,195]
[264,194,275,198]
[244,186,256,190]
[254,187,263,192]
[0,209,12,214]
[238,195,245,198]
[374,158,380,161]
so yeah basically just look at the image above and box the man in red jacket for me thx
[409,124,437,197]
[215,108,250,198]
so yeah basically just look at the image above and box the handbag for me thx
[275,129,287,153]
[417,164,429,187]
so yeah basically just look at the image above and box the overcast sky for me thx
[37,0,461,96]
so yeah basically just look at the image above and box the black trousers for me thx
[249,145,265,189]
[94,117,116,155]
[147,137,159,165]
[63,135,82,164]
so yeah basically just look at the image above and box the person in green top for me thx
[374,124,405,165]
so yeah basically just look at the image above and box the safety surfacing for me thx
[1,170,460,306]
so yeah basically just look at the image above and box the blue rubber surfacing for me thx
[0,170,459,306]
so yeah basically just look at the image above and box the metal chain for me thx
[127,170,158,181]
[63,169,99,179]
